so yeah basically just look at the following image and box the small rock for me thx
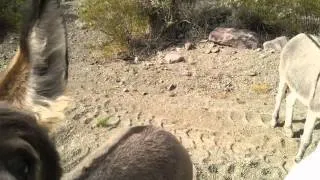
[157,52,165,59]
[256,48,262,52]
[120,81,125,85]
[236,98,246,104]
[123,88,129,92]
[212,48,220,53]
[259,54,267,59]
[183,71,193,76]
[167,84,177,91]
[169,93,176,97]
[75,19,86,29]
[142,92,148,96]
[205,49,212,54]
[165,52,185,64]
[184,42,194,50]
[84,117,93,124]
[176,47,183,52]
[134,56,139,64]
[190,61,197,65]
[8,36,17,44]
[159,61,165,65]
[248,72,258,76]
[143,66,150,70]
[145,62,154,67]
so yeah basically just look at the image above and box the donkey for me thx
[1,0,194,179]
[0,0,70,130]
[271,33,320,162]
[0,0,69,179]
[0,104,62,180]
[285,142,320,180]
[62,125,194,180]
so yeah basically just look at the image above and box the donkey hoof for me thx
[284,128,294,138]
[294,156,302,163]
[270,119,278,128]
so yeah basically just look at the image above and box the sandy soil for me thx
[2,0,320,179]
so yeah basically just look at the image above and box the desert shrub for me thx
[140,0,196,37]
[80,0,196,57]
[252,83,272,94]
[80,0,150,57]
[222,0,320,36]
[81,0,320,57]
[0,0,24,32]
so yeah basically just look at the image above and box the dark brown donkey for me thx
[63,125,194,180]
[0,0,69,179]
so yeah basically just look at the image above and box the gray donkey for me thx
[271,33,320,162]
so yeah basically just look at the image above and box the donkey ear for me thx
[0,0,69,130]
[22,0,69,100]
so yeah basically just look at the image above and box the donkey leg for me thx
[295,110,317,162]
[284,92,296,138]
[271,79,287,127]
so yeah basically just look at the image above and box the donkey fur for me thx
[0,104,62,180]
[63,125,194,180]
[0,0,69,130]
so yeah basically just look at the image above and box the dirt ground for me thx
[2,0,320,179]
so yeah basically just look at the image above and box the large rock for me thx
[208,27,259,49]
[263,36,288,51]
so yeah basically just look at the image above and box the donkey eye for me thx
[7,156,30,178]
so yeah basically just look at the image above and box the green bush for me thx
[0,0,24,31]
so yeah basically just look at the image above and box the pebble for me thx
[165,52,185,64]
[185,42,194,50]
[167,84,177,91]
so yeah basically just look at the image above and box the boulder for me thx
[263,36,288,51]
[208,27,259,49]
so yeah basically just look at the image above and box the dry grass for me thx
[251,83,272,94]
[79,0,149,57]
[96,116,112,128]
